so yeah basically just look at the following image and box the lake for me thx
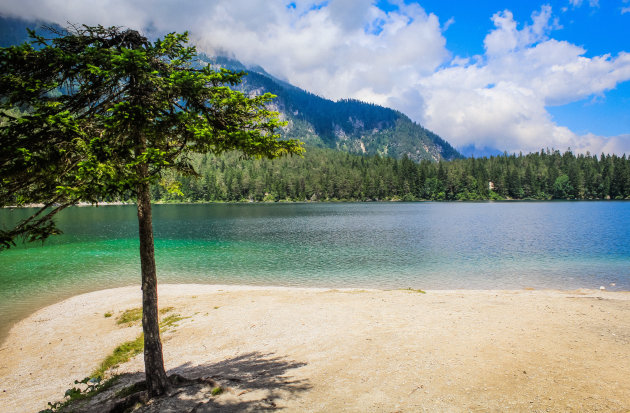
[1,201,629,340]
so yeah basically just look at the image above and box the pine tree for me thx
[0,25,303,397]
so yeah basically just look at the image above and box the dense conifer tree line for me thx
[152,148,630,202]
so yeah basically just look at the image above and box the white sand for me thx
[1,285,629,412]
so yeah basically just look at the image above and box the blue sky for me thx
[408,0,630,138]
[397,1,630,58]
[1,0,629,155]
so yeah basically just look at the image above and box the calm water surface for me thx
[1,202,629,340]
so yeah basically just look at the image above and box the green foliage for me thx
[403,288,427,294]
[159,306,175,314]
[205,55,461,163]
[0,25,303,249]
[104,312,112,318]
[159,313,188,330]
[93,307,181,379]
[115,306,178,326]
[553,174,574,199]
[159,148,629,202]
[43,305,186,411]
[1,23,302,399]
[38,376,118,413]
[92,334,145,380]
[116,307,143,326]
[211,386,224,396]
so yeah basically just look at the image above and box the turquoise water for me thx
[1,202,629,340]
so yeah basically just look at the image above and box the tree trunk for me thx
[136,163,170,397]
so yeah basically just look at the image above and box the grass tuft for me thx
[93,306,185,380]
[43,306,188,412]
[159,306,175,315]
[116,308,142,326]
[160,313,188,330]
[116,306,175,326]
[91,334,144,380]
[402,288,426,294]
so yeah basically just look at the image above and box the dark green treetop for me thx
[0,24,303,249]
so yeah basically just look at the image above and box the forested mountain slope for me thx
[202,55,461,162]
[0,16,461,162]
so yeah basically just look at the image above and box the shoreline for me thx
[5,199,630,210]
[2,284,628,347]
[2,282,628,346]
[1,284,629,412]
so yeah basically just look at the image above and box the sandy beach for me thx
[1,284,629,412]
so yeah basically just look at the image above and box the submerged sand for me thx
[1,285,629,412]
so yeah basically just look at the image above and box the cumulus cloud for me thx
[411,6,630,154]
[0,0,448,105]
[189,0,449,106]
[483,6,559,57]
[1,1,630,155]
[569,0,600,7]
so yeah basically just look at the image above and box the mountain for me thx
[202,55,461,162]
[458,144,504,158]
[0,16,58,47]
[0,16,461,162]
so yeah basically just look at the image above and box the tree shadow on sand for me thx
[78,351,311,412]
[167,352,311,412]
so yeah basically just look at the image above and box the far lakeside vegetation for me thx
[144,147,630,203]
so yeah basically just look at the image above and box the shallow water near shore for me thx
[1,201,629,341]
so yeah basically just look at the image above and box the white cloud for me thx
[0,0,449,111]
[569,0,600,7]
[1,1,630,155]
[412,6,630,154]
[571,133,630,155]
[442,17,455,31]
[191,1,449,106]
[483,6,559,56]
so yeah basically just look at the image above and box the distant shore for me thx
[3,201,134,208]
[1,285,629,412]
[5,198,630,210]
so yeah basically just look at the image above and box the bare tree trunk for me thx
[136,162,170,397]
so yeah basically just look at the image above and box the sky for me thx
[1,0,630,156]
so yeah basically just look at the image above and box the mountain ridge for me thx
[0,16,462,162]
[202,55,462,162]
